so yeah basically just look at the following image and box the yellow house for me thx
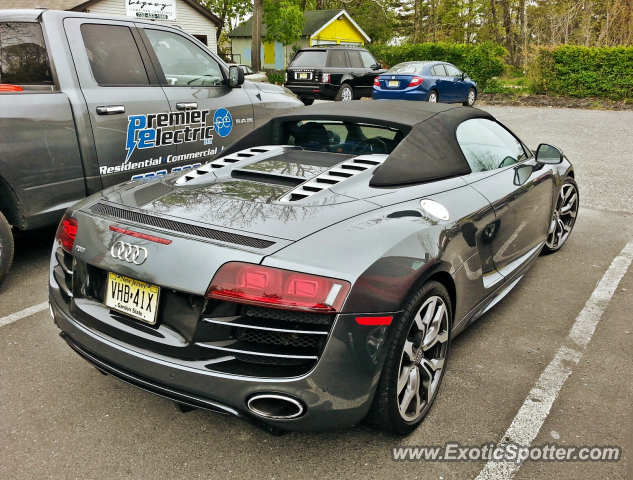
[228,9,370,70]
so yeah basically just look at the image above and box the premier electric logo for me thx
[125,108,217,161]
[213,108,233,137]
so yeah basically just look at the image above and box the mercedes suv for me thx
[284,46,386,105]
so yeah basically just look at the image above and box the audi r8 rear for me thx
[49,102,578,434]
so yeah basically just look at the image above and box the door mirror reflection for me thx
[514,164,533,186]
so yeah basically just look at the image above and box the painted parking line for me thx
[0,301,49,328]
[476,241,633,480]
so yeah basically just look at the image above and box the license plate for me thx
[388,80,399,87]
[105,272,160,324]
[298,73,308,79]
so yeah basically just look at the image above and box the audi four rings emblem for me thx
[110,241,148,265]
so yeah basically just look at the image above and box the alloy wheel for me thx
[341,87,353,101]
[397,295,449,422]
[428,92,438,103]
[546,182,578,250]
[467,89,476,106]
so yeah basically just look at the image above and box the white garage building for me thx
[3,0,221,53]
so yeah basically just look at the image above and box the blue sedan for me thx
[372,61,478,106]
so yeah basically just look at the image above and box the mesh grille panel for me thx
[237,328,321,349]
[245,306,334,326]
[90,203,275,249]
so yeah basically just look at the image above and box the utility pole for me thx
[251,0,263,71]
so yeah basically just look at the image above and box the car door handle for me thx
[177,102,198,110]
[96,105,125,115]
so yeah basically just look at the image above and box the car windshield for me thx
[386,63,428,74]
[290,51,327,68]
[282,120,404,155]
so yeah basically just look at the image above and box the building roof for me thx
[228,9,349,38]
[0,0,222,26]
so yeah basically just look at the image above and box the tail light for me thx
[0,84,23,92]
[55,214,78,252]
[206,262,350,312]
[322,73,330,83]
[373,77,380,87]
[408,76,424,87]
[284,72,288,82]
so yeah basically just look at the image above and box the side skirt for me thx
[451,242,544,337]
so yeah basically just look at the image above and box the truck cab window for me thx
[80,24,149,86]
[0,23,53,85]
[144,29,224,87]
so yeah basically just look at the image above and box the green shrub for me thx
[482,78,509,94]
[530,45,633,100]
[266,70,285,85]
[367,42,507,89]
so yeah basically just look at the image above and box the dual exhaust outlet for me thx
[246,393,305,420]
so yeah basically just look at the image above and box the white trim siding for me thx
[85,0,218,53]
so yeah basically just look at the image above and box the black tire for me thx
[300,97,314,106]
[335,84,354,102]
[463,88,477,106]
[0,211,14,285]
[366,280,452,434]
[542,177,579,254]
[427,90,439,103]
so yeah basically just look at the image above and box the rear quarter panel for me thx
[263,184,494,319]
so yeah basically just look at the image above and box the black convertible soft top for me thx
[220,101,495,186]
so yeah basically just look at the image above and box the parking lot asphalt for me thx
[1,106,632,479]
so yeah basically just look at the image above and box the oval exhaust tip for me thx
[247,394,305,419]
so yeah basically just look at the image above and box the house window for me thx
[193,35,207,46]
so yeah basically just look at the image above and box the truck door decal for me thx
[125,108,214,161]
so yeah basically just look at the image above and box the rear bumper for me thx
[372,87,429,101]
[284,83,338,100]
[50,285,397,432]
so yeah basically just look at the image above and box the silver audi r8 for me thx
[50,102,578,434]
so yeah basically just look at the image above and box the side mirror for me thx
[371,64,380,71]
[461,72,467,80]
[535,143,563,164]
[228,65,245,87]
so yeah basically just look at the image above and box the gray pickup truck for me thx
[0,9,301,283]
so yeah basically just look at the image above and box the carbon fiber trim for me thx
[89,203,275,249]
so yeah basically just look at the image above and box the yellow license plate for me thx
[298,73,308,79]
[388,80,399,87]
[105,272,160,324]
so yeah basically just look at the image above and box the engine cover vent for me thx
[279,154,388,202]
[175,146,284,185]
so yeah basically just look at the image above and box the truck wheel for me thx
[335,84,354,102]
[0,211,14,285]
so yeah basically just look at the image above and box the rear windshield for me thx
[386,63,427,74]
[0,23,53,85]
[282,120,404,155]
[290,51,327,68]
